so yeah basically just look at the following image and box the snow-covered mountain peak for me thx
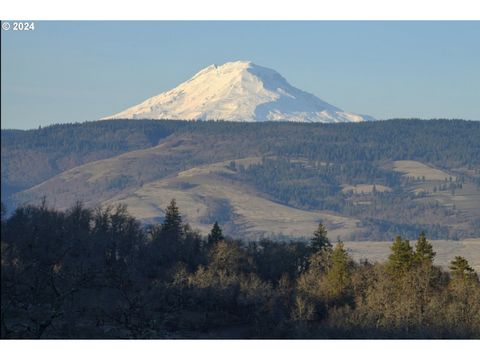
[103,61,374,123]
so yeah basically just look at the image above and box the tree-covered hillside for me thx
[2,119,480,240]
[181,119,480,167]
[1,120,188,203]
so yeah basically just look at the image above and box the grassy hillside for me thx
[103,157,362,240]
[1,120,188,206]
[3,119,480,240]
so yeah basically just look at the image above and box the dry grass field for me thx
[105,157,363,240]
[392,160,451,180]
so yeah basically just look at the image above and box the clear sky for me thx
[2,21,479,129]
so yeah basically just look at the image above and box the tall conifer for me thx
[310,223,331,253]
[208,221,224,246]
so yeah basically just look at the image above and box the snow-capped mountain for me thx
[103,61,374,123]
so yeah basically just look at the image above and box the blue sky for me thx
[2,21,479,129]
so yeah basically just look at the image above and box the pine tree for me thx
[162,199,183,240]
[387,235,414,276]
[310,223,331,253]
[208,221,224,246]
[449,256,475,279]
[414,231,436,264]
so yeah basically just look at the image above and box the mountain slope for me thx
[11,120,480,241]
[103,157,362,240]
[0,120,187,209]
[103,61,374,123]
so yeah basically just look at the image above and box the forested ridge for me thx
[1,120,188,200]
[182,119,480,167]
[3,119,480,240]
[3,119,479,190]
[1,200,479,339]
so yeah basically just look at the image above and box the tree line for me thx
[1,200,479,338]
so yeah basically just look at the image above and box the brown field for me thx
[105,157,363,240]
[392,160,452,180]
[342,184,392,194]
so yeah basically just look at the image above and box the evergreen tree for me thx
[449,256,475,279]
[208,221,224,246]
[310,223,331,253]
[414,231,436,264]
[162,199,183,240]
[326,241,352,300]
[387,236,414,276]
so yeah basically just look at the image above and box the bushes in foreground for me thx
[1,201,479,338]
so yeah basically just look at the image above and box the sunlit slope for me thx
[11,120,480,241]
[103,157,362,240]
[16,132,261,210]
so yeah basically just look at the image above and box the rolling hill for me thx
[3,119,480,241]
